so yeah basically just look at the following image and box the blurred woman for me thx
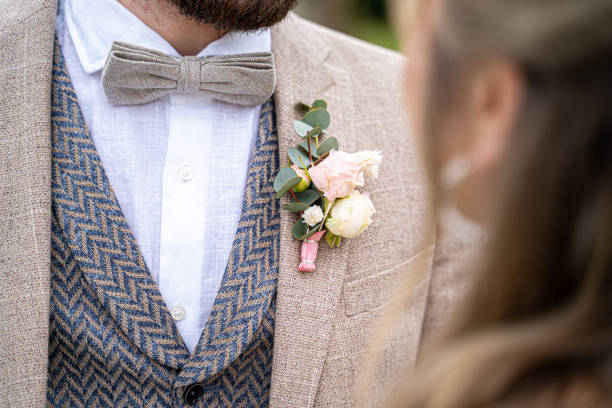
[394,0,612,406]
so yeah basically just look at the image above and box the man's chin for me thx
[168,0,300,31]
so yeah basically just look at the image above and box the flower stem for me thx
[317,198,334,232]
[289,188,299,202]
[297,156,312,181]
[307,138,313,164]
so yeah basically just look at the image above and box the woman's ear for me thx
[447,61,524,221]
[464,61,524,173]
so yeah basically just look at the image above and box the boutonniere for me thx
[273,99,383,272]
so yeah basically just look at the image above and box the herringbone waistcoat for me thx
[47,38,280,407]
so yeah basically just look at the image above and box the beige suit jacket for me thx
[0,1,467,406]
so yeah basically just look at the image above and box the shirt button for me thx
[171,305,185,321]
[178,165,193,181]
[183,384,204,405]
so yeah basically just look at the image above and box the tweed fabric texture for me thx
[0,1,56,406]
[102,41,276,106]
[1,2,466,406]
[47,38,279,407]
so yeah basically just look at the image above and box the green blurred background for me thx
[296,0,399,51]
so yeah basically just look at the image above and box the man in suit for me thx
[0,0,464,406]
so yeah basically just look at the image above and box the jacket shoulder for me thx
[273,13,410,150]
[286,14,405,76]
[278,13,407,113]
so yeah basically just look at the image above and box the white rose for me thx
[325,191,375,238]
[302,205,324,227]
[351,150,383,179]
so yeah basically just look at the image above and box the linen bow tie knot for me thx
[177,56,202,94]
[102,41,276,106]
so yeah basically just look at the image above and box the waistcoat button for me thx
[183,384,204,405]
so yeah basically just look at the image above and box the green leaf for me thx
[299,139,320,159]
[304,125,323,139]
[274,168,298,192]
[312,99,327,109]
[295,189,320,206]
[335,236,342,247]
[276,179,301,199]
[293,120,314,137]
[325,231,335,247]
[288,147,311,169]
[274,168,302,199]
[325,232,342,248]
[316,137,339,157]
[301,226,322,240]
[292,220,308,240]
[293,220,325,240]
[283,202,309,213]
[303,108,331,130]
[297,102,312,111]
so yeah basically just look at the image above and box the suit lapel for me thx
[269,14,356,408]
[0,0,58,405]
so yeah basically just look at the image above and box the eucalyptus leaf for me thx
[303,108,331,130]
[299,139,320,159]
[273,168,298,192]
[295,189,320,206]
[297,102,312,111]
[275,177,301,199]
[316,137,339,157]
[283,202,309,213]
[312,100,327,109]
[274,168,302,199]
[288,147,311,169]
[292,220,308,240]
[293,120,314,137]
[304,125,323,139]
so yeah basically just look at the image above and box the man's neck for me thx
[117,0,225,56]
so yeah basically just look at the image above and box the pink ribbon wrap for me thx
[298,231,327,272]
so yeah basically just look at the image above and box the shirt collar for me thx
[59,0,271,74]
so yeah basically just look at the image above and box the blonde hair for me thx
[389,0,612,406]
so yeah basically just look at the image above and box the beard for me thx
[167,0,300,32]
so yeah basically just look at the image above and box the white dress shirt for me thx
[56,0,271,353]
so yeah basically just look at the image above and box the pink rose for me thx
[309,150,365,201]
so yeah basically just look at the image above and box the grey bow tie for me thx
[101,41,276,106]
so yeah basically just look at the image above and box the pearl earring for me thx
[440,156,473,191]
[438,156,484,244]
